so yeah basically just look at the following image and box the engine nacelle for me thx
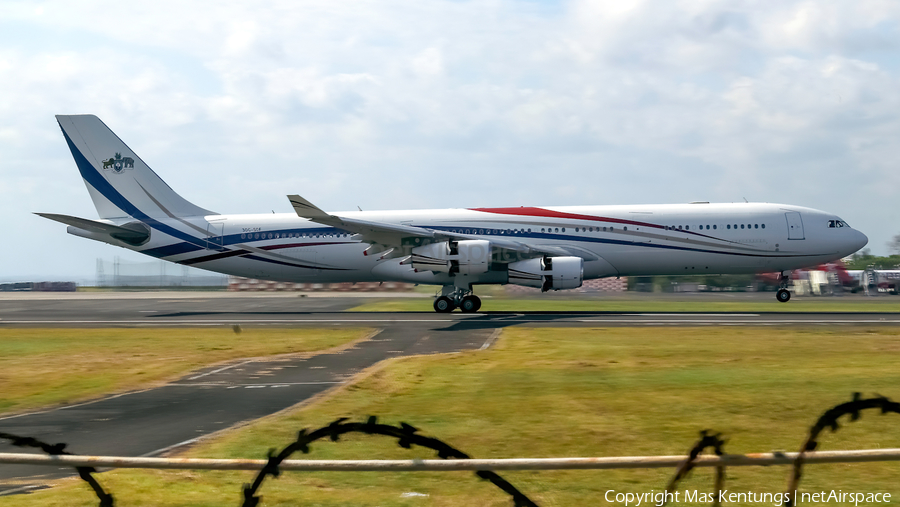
[410,240,491,275]
[508,256,584,292]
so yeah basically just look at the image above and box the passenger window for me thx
[562,228,566,232]
[685,225,689,230]
[623,227,627,231]
[726,225,730,230]
[713,225,717,230]
[555,228,559,233]
[754,224,758,229]
[740,224,744,229]
[761,224,765,229]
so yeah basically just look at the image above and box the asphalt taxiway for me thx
[2,291,900,328]
[1,292,898,494]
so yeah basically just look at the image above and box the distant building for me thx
[504,277,627,294]
[0,281,76,292]
[228,277,414,292]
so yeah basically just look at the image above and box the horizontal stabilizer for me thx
[36,213,151,246]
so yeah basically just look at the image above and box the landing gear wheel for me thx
[459,295,482,313]
[434,296,456,313]
[776,288,791,303]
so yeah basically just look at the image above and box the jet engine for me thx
[410,240,491,275]
[508,256,583,291]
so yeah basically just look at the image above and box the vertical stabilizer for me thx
[56,115,215,220]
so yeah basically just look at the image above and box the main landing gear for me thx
[433,287,481,313]
[776,272,792,303]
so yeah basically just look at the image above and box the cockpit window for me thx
[828,220,848,228]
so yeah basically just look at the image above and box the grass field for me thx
[350,295,900,313]
[4,326,899,506]
[0,328,371,415]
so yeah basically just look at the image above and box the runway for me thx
[1,292,898,494]
[2,292,899,328]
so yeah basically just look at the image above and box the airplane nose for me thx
[851,229,868,252]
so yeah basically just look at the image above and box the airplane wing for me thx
[287,195,592,262]
[288,195,436,246]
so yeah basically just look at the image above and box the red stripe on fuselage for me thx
[469,207,664,230]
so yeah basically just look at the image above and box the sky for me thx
[2,0,899,281]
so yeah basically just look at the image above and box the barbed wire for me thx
[784,393,900,506]
[0,431,113,506]
[1,394,898,506]
[662,430,726,507]
[240,416,537,507]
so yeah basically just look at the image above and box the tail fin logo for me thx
[101,153,135,174]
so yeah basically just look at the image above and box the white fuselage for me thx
[89,202,866,286]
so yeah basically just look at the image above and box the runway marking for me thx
[173,382,342,387]
[141,437,200,458]
[633,313,761,317]
[0,484,46,496]
[0,319,455,324]
[2,316,900,330]
[0,389,149,422]
[480,329,501,350]
[188,359,256,381]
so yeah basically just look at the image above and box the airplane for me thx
[39,115,869,312]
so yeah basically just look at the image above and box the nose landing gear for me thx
[775,272,792,303]
[432,286,481,313]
